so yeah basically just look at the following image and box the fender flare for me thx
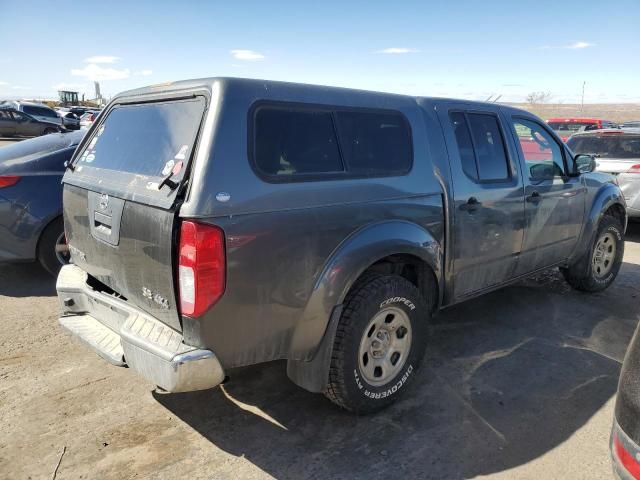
[287,220,442,392]
[572,183,626,265]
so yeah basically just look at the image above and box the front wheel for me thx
[561,215,624,292]
[325,274,430,413]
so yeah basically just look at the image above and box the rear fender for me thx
[287,220,442,392]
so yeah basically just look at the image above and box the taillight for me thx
[0,176,20,188]
[178,221,225,317]
[614,434,640,479]
[627,164,640,174]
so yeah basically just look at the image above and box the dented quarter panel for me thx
[181,196,443,367]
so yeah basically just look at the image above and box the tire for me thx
[43,128,57,135]
[561,215,624,292]
[325,274,430,414]
[37,217,69,276]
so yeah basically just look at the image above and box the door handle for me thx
[526,191,542,204]
[460,197,481,212]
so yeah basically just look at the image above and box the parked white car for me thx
[55,109,81,130]
[79,111,98,129]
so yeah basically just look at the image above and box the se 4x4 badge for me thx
[142,287,170,310]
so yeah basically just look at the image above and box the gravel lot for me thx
[1,223,639,479]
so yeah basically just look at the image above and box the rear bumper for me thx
[56,264,225,392]
[611,418,640,480]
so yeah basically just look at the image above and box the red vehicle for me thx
[547,117,618,142]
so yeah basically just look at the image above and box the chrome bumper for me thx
[56,264,225,392]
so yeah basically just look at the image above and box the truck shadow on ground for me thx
[155,224,640,479]
[0,262,56,297]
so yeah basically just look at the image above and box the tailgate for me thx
[62,96,207,331]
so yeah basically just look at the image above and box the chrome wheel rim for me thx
[358,306,412,386]
[592,232,616,278]
[55,232,69,265]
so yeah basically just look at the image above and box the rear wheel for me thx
[561,215,624,292]
[325,274,430,413]
[38,217,69,276]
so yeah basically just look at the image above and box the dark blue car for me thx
[0,131,84,274]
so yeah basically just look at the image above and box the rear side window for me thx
[75,97,205,177]
[450,111,510,182]
[335,111,412,176]
[252,103,412,181]
[23,106,57,118]
[254,107,343,176]
[21,106,38,116]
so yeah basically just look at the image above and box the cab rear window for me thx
[75,97,205,177]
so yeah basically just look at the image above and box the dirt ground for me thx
[1,224,639,480]
[509,103,640,123]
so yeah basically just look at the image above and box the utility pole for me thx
[581,81,586,112]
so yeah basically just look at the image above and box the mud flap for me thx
[286,304,343,393]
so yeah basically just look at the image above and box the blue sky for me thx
[1,0,638,103]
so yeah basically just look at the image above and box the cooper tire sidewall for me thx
[343,281,428,410]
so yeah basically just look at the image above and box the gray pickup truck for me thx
[57,78,626,413]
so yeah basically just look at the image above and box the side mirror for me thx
[575,154,596,174]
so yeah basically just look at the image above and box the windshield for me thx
[74,97,205,178]
[547,122,597,133]
[567,135,640,159]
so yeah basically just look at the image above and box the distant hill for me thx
[508,103,640,123]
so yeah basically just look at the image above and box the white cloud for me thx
[540,41,595,50]
[134,69,153,76]
[84,55,120,64]
[0,81,8,86]
[566,41,594,49]
[375,48,419,54]
[230,49,265,61]
[71,63,130,81]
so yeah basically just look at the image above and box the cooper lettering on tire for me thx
[325,274,431,413]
